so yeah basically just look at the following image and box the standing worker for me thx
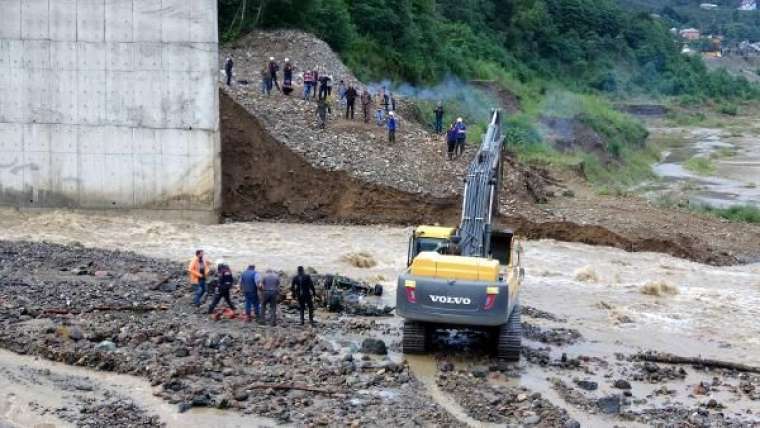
[224,55,234,86]
[318,72,330,99]
[361,90,372,123]
[433,101,444,134]
[381,87,390,112]
[282,58,294,95]
[316,96,331,129]
[207,263,236,316]
[291,266,316,326]
[260,65,270,95]
[446,123,458,160]
[189,250,213,307]
[337,80,347,106]
[239,265,261,322]
[387,111,398,144]
[312,68,319,100]
[345,85,358,120]
[260,269,280,326]
[268,57,280,92]
[303,69,314,100]
[455,117,467,157]
[375,107,385,127]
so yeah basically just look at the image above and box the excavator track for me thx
[402,321,429,354]
[497,305,522,361]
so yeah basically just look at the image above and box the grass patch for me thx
[695,204,760,224]
[683,157,716,176]
[710,147,737,159]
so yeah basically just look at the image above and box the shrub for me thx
[717,103,738,116]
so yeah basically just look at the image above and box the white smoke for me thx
[365,75,502,123]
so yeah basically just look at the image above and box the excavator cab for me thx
[407,226,456,266]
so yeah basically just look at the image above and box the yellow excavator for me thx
[396,110,524,361]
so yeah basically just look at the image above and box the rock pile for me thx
[0,240,455,426]
[220,30,470,198]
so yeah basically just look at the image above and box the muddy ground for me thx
[1,239,759,427]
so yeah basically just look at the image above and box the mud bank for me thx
[501,216,735,266]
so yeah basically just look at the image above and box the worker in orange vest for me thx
[189,249,213,306]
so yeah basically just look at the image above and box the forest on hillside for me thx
[219,0,758,101]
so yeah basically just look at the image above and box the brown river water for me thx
[1,209,759,427]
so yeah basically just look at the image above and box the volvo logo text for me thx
[430,295,471,305]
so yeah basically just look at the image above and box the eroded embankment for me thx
[220,92,461,225]
[501,216,736,266]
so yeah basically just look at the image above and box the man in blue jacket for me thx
[238,265,261,322]
[387,111,398,144]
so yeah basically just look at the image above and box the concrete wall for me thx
[0,0,220,221]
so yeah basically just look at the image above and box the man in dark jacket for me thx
[345,85,358,120]
[446,123,458,160]
[318,73,331,99]
[207,264,236,315]
[434,101,444,134]
[316,96,332,129]
[224,55,234,86]
[361,90,372,123]
[291,266,316,325]
[268,57,280,92]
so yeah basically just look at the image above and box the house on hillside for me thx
[679,28,701,41]
[739,0,757,11]
[700,3,718,10]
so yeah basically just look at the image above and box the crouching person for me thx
[208,263,236,316]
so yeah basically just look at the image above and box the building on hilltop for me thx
[738,0,757,11]
[679,28,701,41]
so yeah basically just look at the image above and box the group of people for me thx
[187,250,318,326]
[224,54,464,153]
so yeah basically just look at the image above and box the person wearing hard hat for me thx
[387,111,399,144]
[454,117,467,158]
[282,58,294,95]
[267,57,280,92]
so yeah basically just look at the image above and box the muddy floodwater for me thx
[650,127,760,208]
[2,209,760,426]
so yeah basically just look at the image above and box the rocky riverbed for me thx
[2,235,760,427]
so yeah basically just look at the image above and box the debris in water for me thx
[640,280,679,296]
[341,252,378,268]
[574,265,598,283]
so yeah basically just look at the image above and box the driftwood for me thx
[246,383,340,395]
[636,352,760,374]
